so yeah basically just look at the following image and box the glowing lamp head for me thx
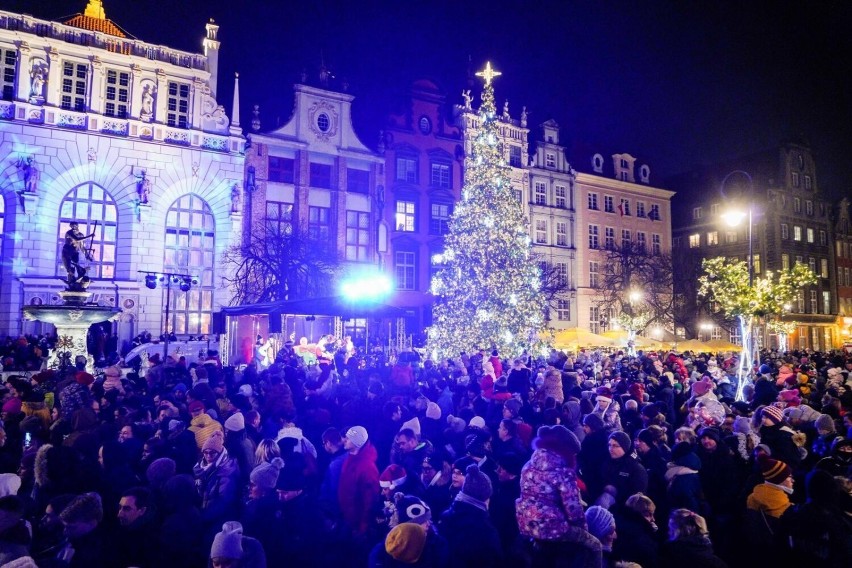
[340,273,393,302]
[721,210,747,227]
[144,274,157,289]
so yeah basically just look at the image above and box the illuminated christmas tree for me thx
[427,62,546,359]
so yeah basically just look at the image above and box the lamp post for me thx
[719,170,755,399]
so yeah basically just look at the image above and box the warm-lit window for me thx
[689,234,700,248]
[796,291,805,313]
[163,194,215,335]
[57,183,117,280]
[753,254,761,274]
[793,226,802,241]
[823,291,831,314]
[395,201,416,232]
[810,290,817,313]
[781,254,790,270]
[345,211,370,262]
[809,257,816,274]
[535,219,548,244]
[820,258,829,278]
[807,228,814,243]
[707,231,718,245]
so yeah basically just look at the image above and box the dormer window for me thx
[545,152,556,168]
[612,153,635,183]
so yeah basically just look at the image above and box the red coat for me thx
[490,356,503,380]
[338,442,379,534]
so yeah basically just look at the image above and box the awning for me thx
[218,295,406,320]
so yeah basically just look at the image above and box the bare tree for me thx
[534,255,572,319]
[592,241,674,330]
[671,245,734,338]
[222,220,341,305]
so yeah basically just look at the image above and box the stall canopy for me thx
[217,296,406,321]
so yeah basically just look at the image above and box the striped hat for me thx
[758,456,791,484]
[761,405,784,425]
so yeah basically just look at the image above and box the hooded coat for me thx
[338,441,380,535]
[516,447,586,541]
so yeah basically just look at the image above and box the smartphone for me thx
[23,432,32,449]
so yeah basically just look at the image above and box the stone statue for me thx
[503,100,510,120]
[17,156,39,194]
[61,221,96,289]
[251,104,260,132]
[140,85,154,121]
[29,63,46,101]
[461,89,472,109]
[230,184,241,213]
[520,106,528,127]
[135,170,151,204]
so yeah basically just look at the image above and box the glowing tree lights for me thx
[698,257,816,400]
[426,62,546,359]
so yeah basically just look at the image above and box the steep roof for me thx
[63,1,131,39]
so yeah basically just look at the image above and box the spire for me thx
[84,0,106,19]
[230,73,242,137]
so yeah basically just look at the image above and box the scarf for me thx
[455,491,487,512]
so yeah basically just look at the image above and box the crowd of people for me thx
[0,336,849,567]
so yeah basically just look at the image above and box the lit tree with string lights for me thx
[427,62,546,359]
[698,257,816,399]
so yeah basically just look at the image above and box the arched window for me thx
[0,193,5,242]
[164,194,215,335]
[56,183,118,279]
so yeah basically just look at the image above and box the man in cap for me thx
[338,426,379,535]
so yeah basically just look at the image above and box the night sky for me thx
[6,1,850,198]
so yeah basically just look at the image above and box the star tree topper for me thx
[475,61,502,86]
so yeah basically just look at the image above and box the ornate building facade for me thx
[0,2,245,345]
[835,198,852,344]
[671,143,838,349]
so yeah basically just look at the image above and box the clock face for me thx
[419,116,431,135]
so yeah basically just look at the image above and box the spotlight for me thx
[145,274,157,289]
[305,315,316,322]
[191,277,199,286]
[179,277,192,292]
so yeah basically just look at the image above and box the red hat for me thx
[628,383,645,398]
[2,398,22,415]
[758,455,791,484]
[379,464,407,489]
[778,389,800,404]
[595,386,613,404]
[75,372,95,386]
[188,400,205,413]
[691,378,713,397]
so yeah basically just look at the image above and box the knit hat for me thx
[504,398,522,417]
[761,405,784,425]
[496,452,525,477]
[585,505,616,539]
[0,474,21,497]
[635,428,656,448]
[596,386,613,404]
[380,464,408,489]
[146,457,176,487]
[250,457,284,491]
[778,389,801,404]
[60,492,103,524]
[238,384,253,397]
[815,414,835,434]
[698,427,721,444]
[425,401,442,420]
[608,431,632,453]
[202,430,225,454]
[173,383,188,394]
[400,417,421,438]
[395,495,431,525]
[168,419,183,432]
[758,455,792,484]
[469,415,486,429]
[75,372,95,386]
[446,415,466,432]
[1,398,21,415]
[188,400,205,413]
[759,363,772,375]
[224,412,245,432]
[460,463,492,502]
[210,521,243,560]
[345,426,369,449]
[691,378,712,397]
[385,523,427,564]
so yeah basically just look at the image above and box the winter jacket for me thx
[660,536,728,568]
[612,507,660,568]
[536,373,564,405]
[516,448,586,541]
[192,450,240,525]
[746,483,792,518]
[189,413,223,451]
[601,454,648,506]
[759,425,802,468]
[439,500,503,568]
[338,442,380,534]
[665,464,704,514]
